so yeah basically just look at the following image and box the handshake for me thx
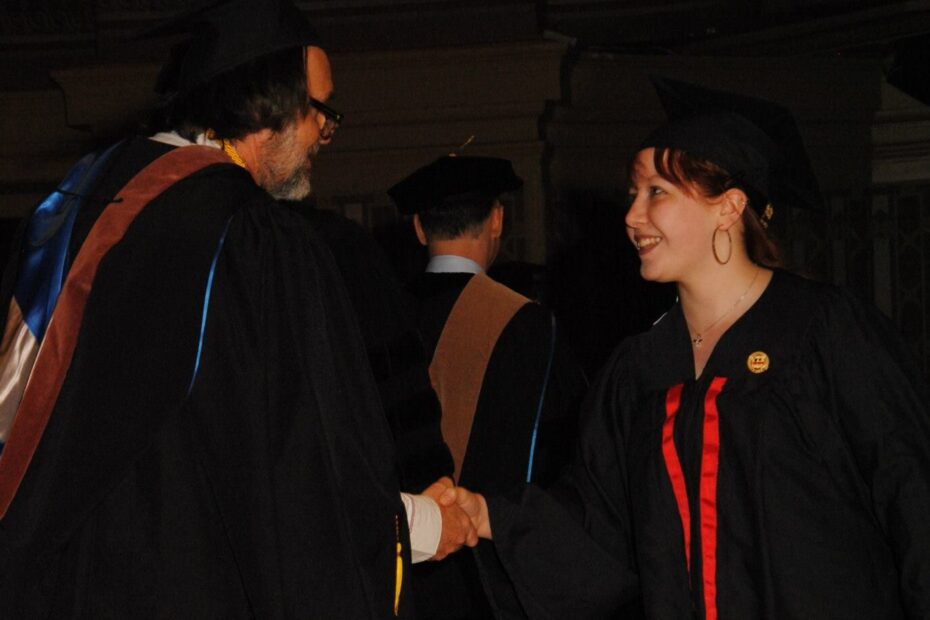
[421,477,493,561]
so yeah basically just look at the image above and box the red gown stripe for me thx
[700,376,727,620]
[661,383,691,571]
[0,146,231,519]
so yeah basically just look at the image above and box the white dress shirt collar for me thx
[425,255,483,274]
[149,131,219,148]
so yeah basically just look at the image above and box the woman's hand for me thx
[438,484,492,540]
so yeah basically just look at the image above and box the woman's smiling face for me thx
[625,148,720,284]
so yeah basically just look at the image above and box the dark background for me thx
[3,0,930,377]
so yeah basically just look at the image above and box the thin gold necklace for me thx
[687,267,760,348]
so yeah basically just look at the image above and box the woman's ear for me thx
[718,188,748,230]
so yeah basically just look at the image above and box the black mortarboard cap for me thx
[148,0,320,95]
[388,156,523,216]
[641,76,823,212]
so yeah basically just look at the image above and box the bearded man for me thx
[0,1,473,617]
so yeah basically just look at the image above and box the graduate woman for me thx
[446,78,930,619]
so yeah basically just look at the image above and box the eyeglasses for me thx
[308,97,343,140]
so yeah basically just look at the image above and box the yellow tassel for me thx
[394,515,403,616]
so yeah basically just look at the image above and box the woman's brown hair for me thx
[647,147,784,268]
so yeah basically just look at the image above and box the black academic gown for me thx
[488,269,930,619]
[409,271,586,620]
[0,137,414,619]
[296,208,451,493]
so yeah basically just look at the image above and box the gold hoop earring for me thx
[712,228,732,265]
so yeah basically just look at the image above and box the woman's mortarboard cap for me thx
[388,156,524,216]
[642,76,823,213]
[147,0,321,95]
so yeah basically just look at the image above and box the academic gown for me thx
[488,269,930,619]
[0,137,413,619]
[409,272,586,620]
[295,208,451,493]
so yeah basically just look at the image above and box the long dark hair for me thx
[649,147,784,268]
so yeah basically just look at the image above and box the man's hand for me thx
[422,477,478,561]
[437,484,492,540]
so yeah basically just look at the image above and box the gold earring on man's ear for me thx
[712,228,732,265]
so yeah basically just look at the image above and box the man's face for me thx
[259,46,334,201]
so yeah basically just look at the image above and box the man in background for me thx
[389,155,586,619]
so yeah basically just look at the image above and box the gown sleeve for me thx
[186,199,412,618]
[815,289,930,618]
[486,343,642,620]
[297,207,451,492]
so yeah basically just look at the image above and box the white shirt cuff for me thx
[400,492,442,563]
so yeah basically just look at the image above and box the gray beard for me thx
[267,165,312,201]
[260,128,319,201]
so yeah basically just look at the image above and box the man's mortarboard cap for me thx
[388,156,523,216]
[149,0,321,95]
[641,76,823,213]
